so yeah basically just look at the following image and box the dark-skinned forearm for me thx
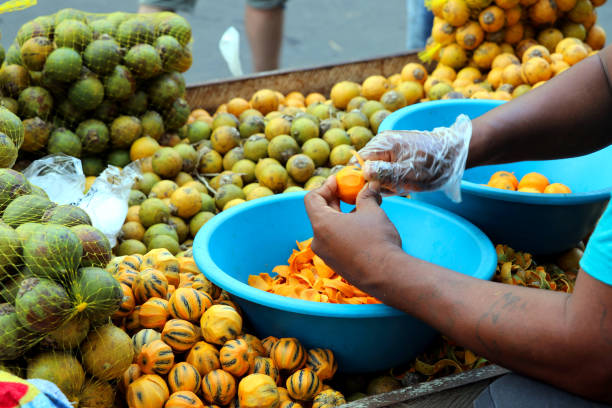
[468,46,612,168]
[359,248,612,402]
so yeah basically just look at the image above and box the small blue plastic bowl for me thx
[193,193,497,373]
[379,99,612,255]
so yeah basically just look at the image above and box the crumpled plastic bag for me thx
[0,370,73,408]
[219,26,244,77]
[75,162,141,247]
[23,154,141,247]
[23,154,85,205]
[352,114,472,203]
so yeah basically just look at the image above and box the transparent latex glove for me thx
[351,114,472,202]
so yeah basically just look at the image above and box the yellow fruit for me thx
[361,75,391,101]
[442,0,471,26]
[130,137,160,161]
[170,186,202,219]
[562,43,588,65]
[330,81,361,109]
[250,89,279,115]
[400,63,428,84]
[521,57,552,84]
[395,81,425,105]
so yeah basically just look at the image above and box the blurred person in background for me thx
[138,0,285,73]
[406,0,433,50]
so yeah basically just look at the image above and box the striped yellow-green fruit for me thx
[220,338,250,377]
[286,368,321,401]
[270,337,307,372]
[136,339,175,375]
[168,287,210,322]
[132,268,168,304]
[132,328,162,355]
[202,369,236,406]
[161,319,200,352]
[168,362,202,394]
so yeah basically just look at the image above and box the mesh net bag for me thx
[0,7,192,164]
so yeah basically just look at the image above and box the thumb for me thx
[355,181,382,211]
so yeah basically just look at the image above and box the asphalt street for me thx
[1,0,611,85]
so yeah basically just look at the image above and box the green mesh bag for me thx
[0,166,133,405]
[0,7,192,165]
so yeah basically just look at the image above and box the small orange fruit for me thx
[562,43,588,65]
[492,53,521,69]
[488,176,517,190]
[586,25,606,50]
[400,63,428,84]
[456,66,482,82]
[521,57,552,84]
[487,67,504,89]
[226,97,251,118]
[472,42,502,69]
[130,137,160,161]
[557,0,578,10]
[490,171,519,188]
[518,187,542,193]
[305,92,326,106]
[502,64,525,86]
[388,73,402,87]
[505,5,523,25]
[537,28,564,53]
[479,6,506,33]
[518,172,549,192]
[361,75,391,101]
[395,81,425,105]
[431,64,457,81]
[432,19,457,45]
[495,0,520,8]
[456,21,485,50]
[330,81,362,109]
[442,0,470,27]
[250,89,279,115]
[522,45,552,63]
[551,60,570,75]
[439,43,469,69]
[528,0,559,25]
[544,183,572,193]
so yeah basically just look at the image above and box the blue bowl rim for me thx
[380,99,612,206]
[193,192,497,319]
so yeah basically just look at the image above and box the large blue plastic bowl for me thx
[379,100,612,254]
[193,193,496,373]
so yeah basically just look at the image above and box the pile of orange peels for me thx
[248,238,381,304]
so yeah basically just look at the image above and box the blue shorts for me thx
[139,0,287,12]
[580,195,612,286]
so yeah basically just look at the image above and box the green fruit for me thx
[20,36,54,71]
[232,159,256,184]
[83,38,122,75]
[4,43,23,65]
[0,169,32,211]
[215,184,245,210]
[319,117,343,135]
[369,109,391,133]
[117,239,147,256]
[329,144,356,166]
[29,184,49,199]
[258,163,289,192]
[106,11,130,28]
[198,148,223,174]
[80,323,134,380]
[134,172,161,196]
[81,157,105,177]
[286,154,315,183]
[125,44,162,79]
[2,194,54,227]
[68,76,104,111]
[0,97,18,115]
[42,316,90,350]
[141,111,165,140]
[222,146,244,171]
[55,99,85,129]
[427,83,454,100]
[0,44,4,66]
[152,146,183,178]
[72,267,122,320]
[76,119,110,154]
[14,220,43,243]
[16,20,53,46]
[291,117,320,145]
[17,87,53,119]
[90,19,117,38]
[155,35,183,70]
[54,19,93,51]
[283,186,304,193]
[313,167,331,178]
[186,121,211,143]
[162,97,190,130]
[347,125,374,150]
[342,110,369,129]
[55,8,87,24]
[323,128,351,149]
[0,133,18,168]
[155,13,192,46]
[168,216,189,243]
[267,135,299,164]
[0,64,30,98]
[0,222,20,280]
[16,277,73,332]
[139,197,170,227]
[94,98,121,122]
[143,223,179,247]
[27,351,85,401]
[110,116,142,149]
[23,224,83,281]
[168,71,187,94]
[43,48,82,83]
[200,193,216,213]
[48,128,82,158]
[71,224,112,268]
[174,143,198,173]
[190,211,215,237]
[148,234,180,254]
[121,90,149,116]
[106,149,131,168]
[21,117,51,153]
[116,17,156,47]
[104,65,136,100]
[148,73,182,108]
[302,138,331,167]
[0,107,24,149]
[239,115,266,139]
[0,303,39,359]
[41,204,92,227]
[129,189,147,206]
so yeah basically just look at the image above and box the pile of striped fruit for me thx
[107,249,346,408]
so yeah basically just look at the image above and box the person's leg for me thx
[138,0,196,13]
[473,373,612,408]
[245,0,286,72]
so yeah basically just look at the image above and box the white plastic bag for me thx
[219,26,244,77]
[76,162,141,247]
[23,154,86,205]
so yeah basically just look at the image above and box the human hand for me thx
[304,176,402,289]
[351,114,472,202]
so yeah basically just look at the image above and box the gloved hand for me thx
[351,114,472,202]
